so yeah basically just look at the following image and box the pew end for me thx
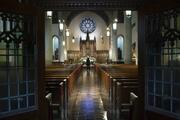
[120,92,138,120]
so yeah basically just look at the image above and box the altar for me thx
[67,31,109,63]
[80,32,96,57]
[67,17,109,63]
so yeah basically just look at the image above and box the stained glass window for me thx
[80,17,96,33]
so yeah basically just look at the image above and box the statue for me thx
[54,48,59,60]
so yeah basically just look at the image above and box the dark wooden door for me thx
[138,0,180,120]
[0,1,47,120]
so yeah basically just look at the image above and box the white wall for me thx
[44,11,138,64]
[45,18,52,65]
[45,18,61,65]
[116,23,126,60]
[131,11,138,64]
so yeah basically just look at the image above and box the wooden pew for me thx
[95,64,138,96]
[44,64,82,120]
[45,79,67,119]
[95,64,139,119]
[114,78,139,102]
[110,78,139,119]
[45,81,65,120]
[119,92,139,120]
[45,64,82,95]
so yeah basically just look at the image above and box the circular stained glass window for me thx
[80,17,96,33]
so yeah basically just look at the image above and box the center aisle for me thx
[68,68,108,120]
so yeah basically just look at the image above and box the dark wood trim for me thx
[37,0,141,11]
[36,6,48,120]
[0,1,41,15]
[146,111,177,120]
[139,0,180,14]
[137,9,146,120]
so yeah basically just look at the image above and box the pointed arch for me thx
[116,35,124,61]
[52,35,60,60]
[66,11,110,27]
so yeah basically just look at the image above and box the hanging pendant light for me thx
[106,27,110,36]
[59,20,64,31]
[66,29,69,37]
[125,10,132,18]
[47,11,52,19]
[72,36,75,43]
[113,18,118,30]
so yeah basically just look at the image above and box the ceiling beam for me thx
[38,0,143,10]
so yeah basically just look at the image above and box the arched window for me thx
[117,36,124,61]
[52,36,60,60]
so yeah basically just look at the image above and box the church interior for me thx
[0,0,180,120]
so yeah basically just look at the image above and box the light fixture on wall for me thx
[64,50,67,55]
[106,27,110,37]
[101,35,104,43]
[66,29,69,37]
[72,36,75,43]
[101,35,103,40]
[59,20,64,31]
[125,10,132,18]
[47,11,52,19]
[62,41,65,46]
[113,18,118,30]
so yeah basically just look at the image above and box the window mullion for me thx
[16,44,20,109]
[6,43,10,112]
[145,9,180,119]
[25,44,29,107]
[170,68,173,112]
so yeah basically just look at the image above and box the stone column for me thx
[59,32,65,62]
[111,30,118,61]
[124,16,132,64]
[109,11,118,62]
[65,35,69,60]
[63,29,67,61]
[45,18,53,65]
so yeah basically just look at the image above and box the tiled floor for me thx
[68,68,108,120]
